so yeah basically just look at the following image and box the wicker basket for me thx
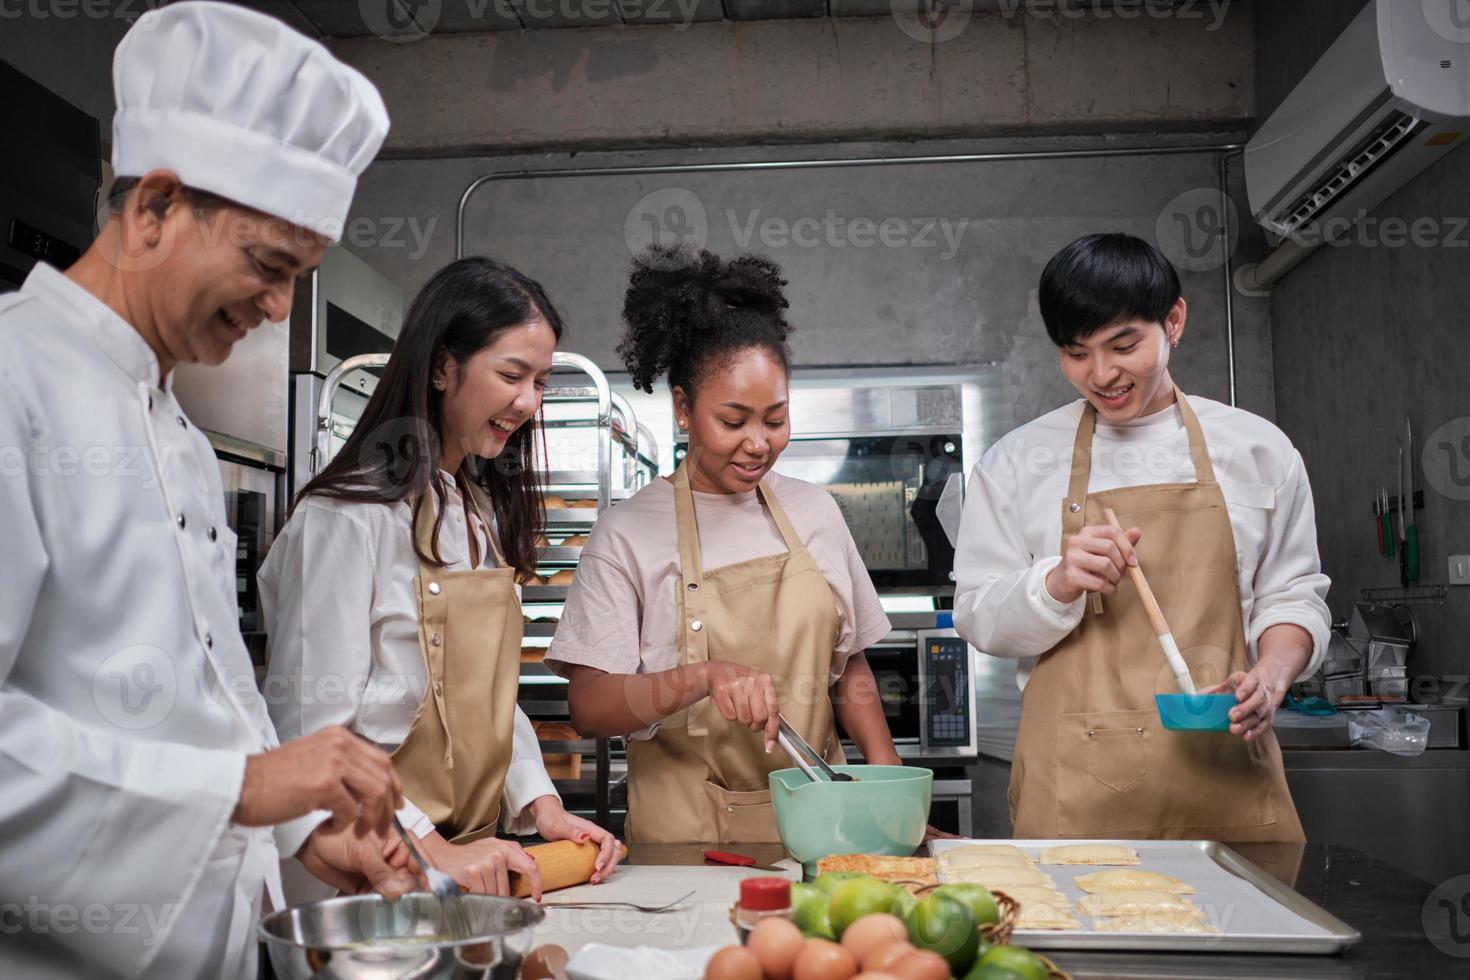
[909,883,1070,980]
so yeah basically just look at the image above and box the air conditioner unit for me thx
[1245,0,1469,247]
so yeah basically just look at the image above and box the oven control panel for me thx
[918,628,974,751]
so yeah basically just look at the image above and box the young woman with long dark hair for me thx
[261,257,621,897]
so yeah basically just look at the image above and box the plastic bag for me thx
[1346,706,1431,757]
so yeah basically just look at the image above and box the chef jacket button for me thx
[431,633,442,646]
[1069,502,1081,513]
[176,513,186,529]
[177,416,187,429]
[205,633,213,649]
[428,582,441,595]
[691,620,703,632]
[147,395,153,411]
[208,526,218,542]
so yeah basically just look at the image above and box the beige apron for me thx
[391,485,523,844]
[1009,389,1304,842]
[625,463,846,844]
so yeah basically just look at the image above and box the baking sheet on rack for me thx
[929,838,1360,954]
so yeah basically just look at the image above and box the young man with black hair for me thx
[953,233,1330,841]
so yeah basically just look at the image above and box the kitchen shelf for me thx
[536,546,584,564]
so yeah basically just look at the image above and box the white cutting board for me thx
[531,864,798,953]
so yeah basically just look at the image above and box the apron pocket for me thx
[702,782,783,844]
[1056,710,1155,836]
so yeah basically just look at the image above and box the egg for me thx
[748,916,805,979]
[793,938,858,980]
[704,945,762,980]
[887,949,949,980]
[860,941,915,974]
[840,914,909,965]
[520,944,569,980]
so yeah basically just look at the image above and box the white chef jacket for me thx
[0,264,316,980]
[953,395,1332,691]
[258,484,558,840]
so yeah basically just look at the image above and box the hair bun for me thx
[618,245,792,394]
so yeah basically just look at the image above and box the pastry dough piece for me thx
[817,854,937,891]
[1076,890,1199,918]
[1093,911,1218,934]
[1073,869,1194,895]
[941,851,1033,870]
[1006,891,1079,930]
[946,865,1054,888]
[566,498,599,509]
[940,844,1034,867]
[542,494,568,509]
[997,885,1069,906]
[1039,843,1141,866]
[559,534,589,546]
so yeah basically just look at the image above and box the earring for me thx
[433,378,446,390]
[1170,339,1180,349]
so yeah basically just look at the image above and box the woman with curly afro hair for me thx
[545,245,907,844]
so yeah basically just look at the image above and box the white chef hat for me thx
[110,1,389,243]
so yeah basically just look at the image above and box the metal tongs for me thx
[775,714,855,783]
[392,815,473,940]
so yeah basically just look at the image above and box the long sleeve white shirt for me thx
[258,486,558,839]
[0,264,314,980]
[952,395,1332,691]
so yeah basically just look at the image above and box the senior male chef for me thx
[0,5,417,979]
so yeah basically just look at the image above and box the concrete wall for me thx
[334,8,1253,156]
[1255,0,1470,692]
[349,134,1274,438]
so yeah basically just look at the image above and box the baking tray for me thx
[929,838,1361,954]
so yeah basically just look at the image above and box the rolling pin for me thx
[509,839,629,898]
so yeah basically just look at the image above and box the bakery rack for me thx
[520,352,658,828]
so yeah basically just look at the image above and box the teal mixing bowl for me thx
[770,765,932,876]
[1155,692,1236,731]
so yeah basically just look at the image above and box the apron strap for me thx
[412,491,458,767]
[461,476,507,568]
[671,463,714,737]
[757,480,805,553]
[1173,385,1218,485]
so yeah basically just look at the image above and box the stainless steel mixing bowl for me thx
[259,892,545,979]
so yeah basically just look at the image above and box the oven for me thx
[840,614,978,835]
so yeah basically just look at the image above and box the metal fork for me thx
[391,815,473,940]
[540,890,696,914]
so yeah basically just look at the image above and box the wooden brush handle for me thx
[1102,507,1172,638]
[508,839,629,898]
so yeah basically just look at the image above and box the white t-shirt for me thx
[952,395,1332,691]
[258,478,557,836]
[545,471,892,739]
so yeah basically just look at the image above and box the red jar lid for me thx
[739,876,791,911]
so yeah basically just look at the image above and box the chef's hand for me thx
[1204,666,1287,742]
[423,833,542,899]
[232,726,403,837]
[298,822,421,898]
[530,795,624,885]
[705,661,782,752]
[1045,524,1142,604]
